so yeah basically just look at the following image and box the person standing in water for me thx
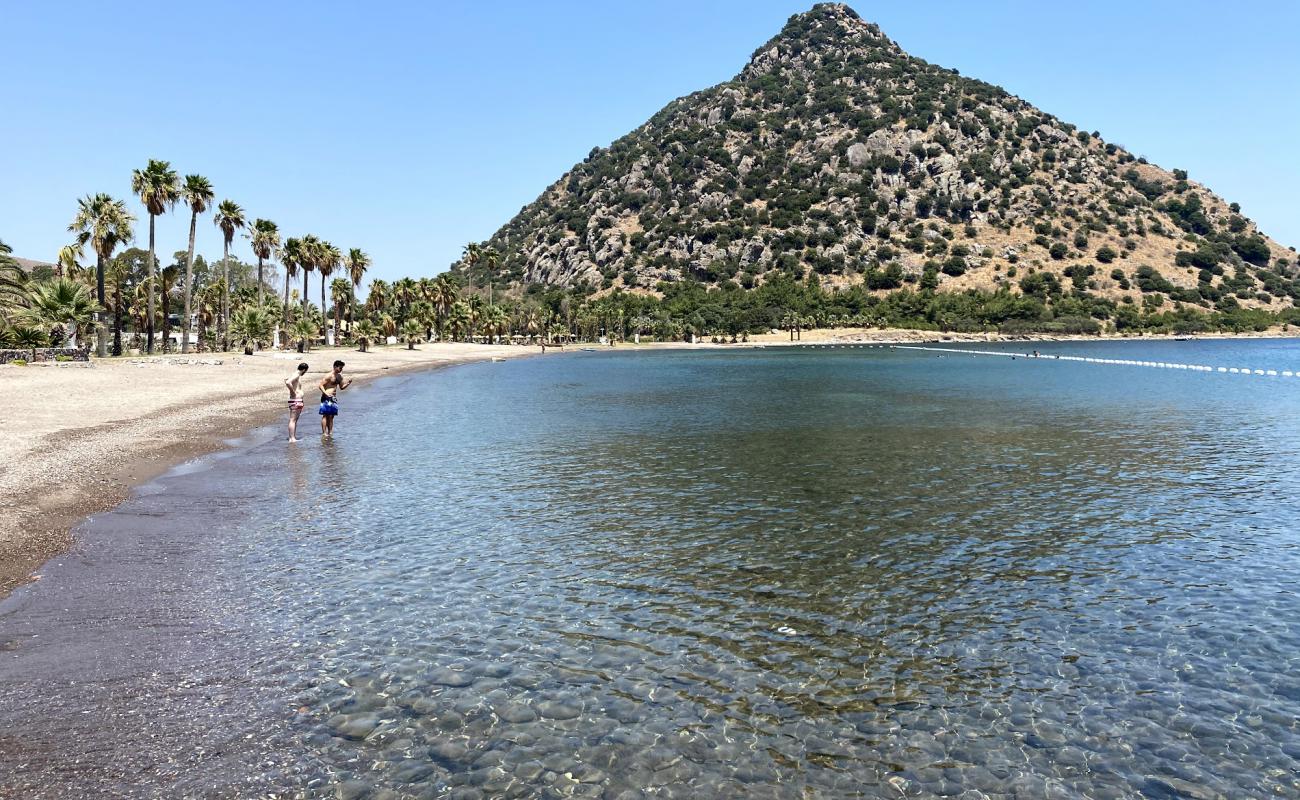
[318,360,352,438]
[284,362,309,442]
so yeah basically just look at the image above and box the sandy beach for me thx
[1,343,542,599]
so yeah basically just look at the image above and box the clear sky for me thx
[3,1,1296,285]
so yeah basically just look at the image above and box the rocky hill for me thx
[462,3,1296,315]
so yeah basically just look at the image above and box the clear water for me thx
[4,340,1300,799]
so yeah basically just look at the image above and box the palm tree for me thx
[379,313,397,340]
[318,242,341,340]
[24,278,100,349]
[0,240,28,322]
[330,277,351,344]
[10,324,49,360]
[393,277,417,322]
[130,159,180,353]
[68,193,135,356]
[481,246,500,305]
[212,200,246,351]
[366,278,389,318]
[179,175,214,353]
[299,234,321,322]
[159,264,180,350]
[353,318,379,353]
[462,242,482,294]
[250,218,280,307]
[292,316,318,354]
[106,252,132,355]
[631,314,653,344]
[483,305,508,344]
[448,301,470,341]
[346,248,370,325]
[401,318,423,349]
[229,305,273,355]
[280,237,302,345]
[193,280,220,352]
[466,294,485,342]
[430,275,457,340]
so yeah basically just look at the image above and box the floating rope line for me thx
[884,344,1297,377]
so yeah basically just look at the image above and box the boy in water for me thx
[318,360,352,438]
[284,362,309,442]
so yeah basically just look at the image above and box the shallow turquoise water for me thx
[4,340,1300,798]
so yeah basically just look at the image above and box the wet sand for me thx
[1,343,541,600]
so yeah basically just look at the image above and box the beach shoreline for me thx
[1,343,546,600]
[5,328,1298,599]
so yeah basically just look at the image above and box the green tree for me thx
[68,193,135,356]
[401,318,423,349]
[353,318,379,352]
[346,248,371,326]
[179,175,215,353]
[280,237,302,345]
[331,277,352,344]
[229,305,273,354]
[250,218,281,307]
[212,199,246,350]
[131,159,180,353]
[24,278,100,349]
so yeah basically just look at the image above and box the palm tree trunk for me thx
[162,288,170,352]
[95,253,107,358]
[334,301,341,346]
[146,214,156,354]
[113,279,123,357]
[282,272,292,347]
[257,255,264,307]
[182,210,197,353]
[221,241,230,351]
[302,270,309,322]
[321,281,328,342]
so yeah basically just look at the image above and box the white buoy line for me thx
[889,345,1296,378]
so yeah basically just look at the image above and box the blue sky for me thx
[3,1,1296,284]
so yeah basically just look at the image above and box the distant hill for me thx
[13,256,55,275]
[462,3,1296,316]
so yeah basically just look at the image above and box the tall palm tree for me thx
[430,274,457,340]
[466,294,485,342]
[250,218,281,307]
[392,277,417,323]
[159,264,180,350]
[212,200,246,350]
[24,278,100,349]
[318,242,341,341]
[299,234,322,321]
[481,246,500,305]
[330,277,351,344]
[179,175,214,353]
[68,193,135,357]
[365,278,389,318]
[346,248,370,326]
[130,159,179,353]
[448,301,470,342]
[280,236,302,345]
[462,242,482,294]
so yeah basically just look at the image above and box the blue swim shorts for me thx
[319,399,339,416]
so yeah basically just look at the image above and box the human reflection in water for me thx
[284,437,311,503]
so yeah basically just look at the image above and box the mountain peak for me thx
[465,6,1294,322]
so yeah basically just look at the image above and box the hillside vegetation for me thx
[457,3,1297,336]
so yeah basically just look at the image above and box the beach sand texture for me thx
[1,343,538,598]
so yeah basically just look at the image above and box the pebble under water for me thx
[3,340,1300,799]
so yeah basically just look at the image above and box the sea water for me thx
[3,340,1300,798]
